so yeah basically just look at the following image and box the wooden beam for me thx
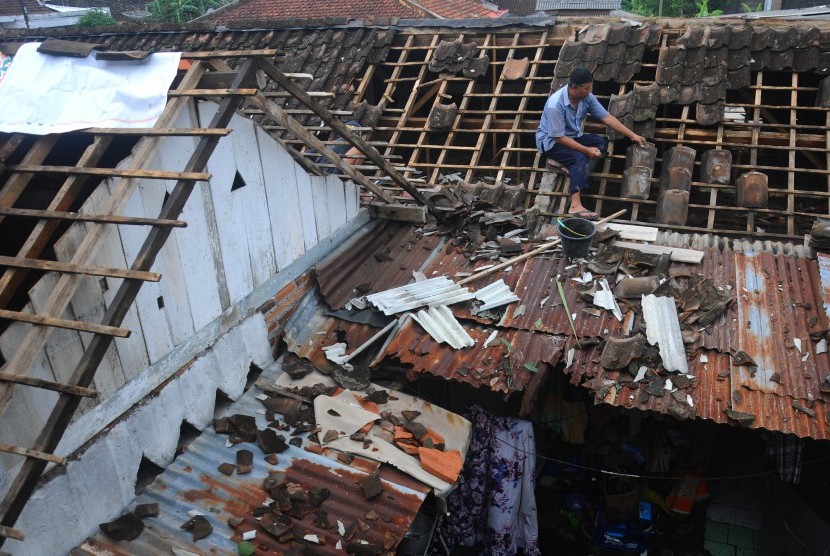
[0,61,208,424]
[0,255,161,282]
[0,135,60,222]
[0,309,130,337]
[611,241,704,264]
[181,49,280,59]
[6,165,211,182]
[0,371,97,398]
[80,128,230,137]
[0,207,186,227]
[0,444,64,465]
[248,92,394,203]
[0,525,24,541]
[0,59,255,543]
[169,88,258,97]
[256,59,427,205]
[366,202,427,223]
[0,136,113,310]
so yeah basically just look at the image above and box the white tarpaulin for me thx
[0,43,181,134]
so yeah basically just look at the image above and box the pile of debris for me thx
[559,239,733,419]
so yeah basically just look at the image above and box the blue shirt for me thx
[536,85,609,153]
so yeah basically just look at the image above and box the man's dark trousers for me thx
[543,134,608,194]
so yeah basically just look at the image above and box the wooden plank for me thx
[324,173,348,233]
[228,115,276,288]
[0,444,63,464]
[81,128,230,137]
[496,30,547,186]
[6,165,211,182]
[256,125,307,269]
[0,371,97,398]
[465,33,504,184]
[367,202,428,223]
[787,72,797,236]
[0,525,24,541]
[611,241,704,264]
[201,108,254,305]
[0,309,130,337]
[149,110,202,346]
[596,223,658,242]
[0,135,114,310]
[257,59,427,204]
[310,175,333,240]
[181,49,280,59]
[0,255,160,282]
[168,88,258,97]
[0,207,186,227]
[0,135,60,221]
[0,314,59,472]
[0,60,256,535]
[0,61,207,422]
[56,185,129,391]
[344,179,360,220]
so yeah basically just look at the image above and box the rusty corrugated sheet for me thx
[316,220,442,310]
[382,318,565,394]
[565,345,830,440]
[74,362,428,555]
[727,249,828,402]
[300,225,830,438]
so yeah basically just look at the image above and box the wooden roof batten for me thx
[0,41,436,543]
[0,55,268,545]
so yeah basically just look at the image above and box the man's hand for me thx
[585,146,603,159]
[629,133,647,148]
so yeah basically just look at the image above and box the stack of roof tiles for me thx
[553,22,830,126]
[552,22,663,90]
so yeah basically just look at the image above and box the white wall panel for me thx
[200,104,253,305]
[231,117,277,287]
[257,126,306,268]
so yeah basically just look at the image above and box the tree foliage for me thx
[76,9,117,27]
[621,0,730,16]
[146,0,221,23]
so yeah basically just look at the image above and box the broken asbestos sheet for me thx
[278,371,472,496]
[642,294,689,374]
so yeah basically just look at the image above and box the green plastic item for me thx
[238,541,255,556]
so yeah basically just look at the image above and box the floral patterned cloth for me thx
[442,405,540,555]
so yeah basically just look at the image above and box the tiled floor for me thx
[704,476,766,556]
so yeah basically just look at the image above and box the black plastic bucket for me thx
[558,217,596,259]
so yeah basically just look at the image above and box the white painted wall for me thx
[0,99,364,554]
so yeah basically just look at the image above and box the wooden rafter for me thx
[0,58,244,541]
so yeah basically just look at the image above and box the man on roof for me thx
[536,67,647,219]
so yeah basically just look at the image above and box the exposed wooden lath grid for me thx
[0,49,403,545]
[357,25,830,240]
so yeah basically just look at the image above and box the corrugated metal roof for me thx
[575,348,830,441]
[290,222,830,438]
[74,362,429,555]
[382,318,565,394]
[316,220,442,311]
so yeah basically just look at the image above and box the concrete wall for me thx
[0,99,365,554]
